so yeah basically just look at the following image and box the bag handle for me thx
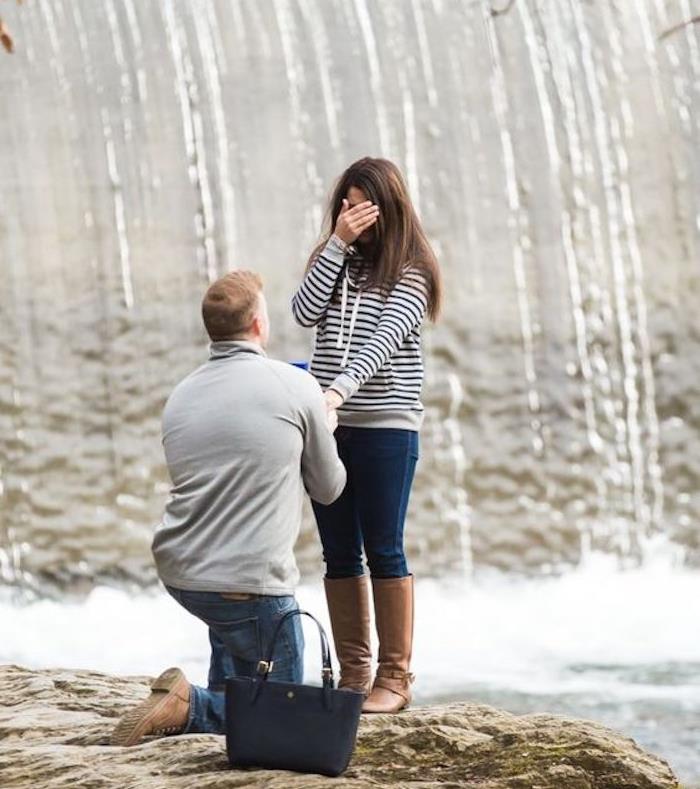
[256,608,335,689]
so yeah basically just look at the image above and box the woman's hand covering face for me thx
[334,199,380,244]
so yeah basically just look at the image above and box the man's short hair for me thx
[201,270,264,341]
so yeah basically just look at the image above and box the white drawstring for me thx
[335,274,348,350]
[335,268,362,368]
[341,289,361,368]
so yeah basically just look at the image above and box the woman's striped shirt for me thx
[291,234,429,432]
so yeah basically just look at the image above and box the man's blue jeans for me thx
[165,586,304,734]
[311,426,420,578]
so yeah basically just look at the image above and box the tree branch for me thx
[1,0,23,55]
[658,14,700,41]
[0,18,14,54]
[491,0,516,17]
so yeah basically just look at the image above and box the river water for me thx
[2,556,699,783]
[1,0,699,783]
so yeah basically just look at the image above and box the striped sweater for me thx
[291,233,429,431]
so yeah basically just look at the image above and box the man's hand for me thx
[327,408,338,433]
[324,389,343,433]
[324,389,344,411]
[334,199,380,244]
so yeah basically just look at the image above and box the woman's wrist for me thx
[329,232,350,251]
[328,373,358,403]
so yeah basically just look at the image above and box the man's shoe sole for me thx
[110,667,188,747]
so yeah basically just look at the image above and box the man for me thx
[110,271,347,746]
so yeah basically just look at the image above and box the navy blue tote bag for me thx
[225,608,364,776]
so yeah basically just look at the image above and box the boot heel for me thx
[362,575,415,715]
[110,668,189,747]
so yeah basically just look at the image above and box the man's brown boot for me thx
[110,667,190,746]
[362,575,415,713]
[324,575,372,695]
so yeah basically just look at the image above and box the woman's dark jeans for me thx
[164,586,304,734]
[311,425,419,579]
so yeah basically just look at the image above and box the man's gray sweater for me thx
[151,340,347,595]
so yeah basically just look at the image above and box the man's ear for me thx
[249,312,262,336]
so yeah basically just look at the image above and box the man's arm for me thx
[300,380,347,504]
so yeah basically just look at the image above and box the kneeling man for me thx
[111,271,346,745]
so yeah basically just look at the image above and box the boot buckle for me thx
[377,668,414,684]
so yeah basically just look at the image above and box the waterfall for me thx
[0,0,698,598]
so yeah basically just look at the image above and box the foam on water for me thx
[2,551,698,701]
[3,553,699,781]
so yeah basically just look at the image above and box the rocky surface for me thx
[0,664,680,788]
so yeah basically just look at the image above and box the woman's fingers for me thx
[350,214,379,236]
[335,200,379,242]
[356,213,379,231]
[347,206,379,230]
[345,199,372,215]
[348,203,379,221]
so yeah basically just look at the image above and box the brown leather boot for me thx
[324,575,372,695]
[362,575,415,713]
[110,667,190,746]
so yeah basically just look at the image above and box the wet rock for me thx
[0,665,680,788]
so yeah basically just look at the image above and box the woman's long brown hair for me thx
[305,157,442,322]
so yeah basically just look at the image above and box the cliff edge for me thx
[0,664,680,788]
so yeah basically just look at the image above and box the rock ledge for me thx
[0,665,680,788]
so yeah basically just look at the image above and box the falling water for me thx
[0,0,698,594]
[2,2,700,781]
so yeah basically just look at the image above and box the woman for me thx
[291,157,442,713]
